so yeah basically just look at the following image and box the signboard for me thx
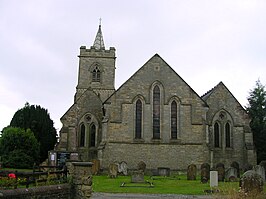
[57,152,70,168]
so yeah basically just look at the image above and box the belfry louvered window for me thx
[92,67,100,82]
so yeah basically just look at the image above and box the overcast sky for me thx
[1,0,266,132]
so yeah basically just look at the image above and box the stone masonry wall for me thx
[0,184,72,199]
[102,142,209,170]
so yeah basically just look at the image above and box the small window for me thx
[214,122,220,148]
[89,124,96,147]
[92,67,101,82]
[225,122,231,147]
[80,124,85,147]
[135,99,142,139]
[171,101,177,139]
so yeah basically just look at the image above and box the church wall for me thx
[102,142,209,170]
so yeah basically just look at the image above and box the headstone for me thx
[201,163,210,183]
[259,161,266,180]
[137,161,146,172]
[240,170,264,193]
[91,159,100,175]
[253,165,265,182]
[210,171,218,187]
[187,164,197,180]
[230,161,240,178]
[118,161,128,176]
[108,162,118,178]
[158,167,170,177]
[131,170,145,183]
[216,163,225,182]
[225,167,238,182]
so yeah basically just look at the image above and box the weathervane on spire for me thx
[99,18,102,26]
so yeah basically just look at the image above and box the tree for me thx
[246,80,266,163]
[10,103,57,163]
[0,127,40,168]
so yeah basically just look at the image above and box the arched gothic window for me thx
[171,101,177,139]
[153,85,160,139]
[80,123,85,147]
[92,67,101,82]
[89,124,96,147]
[214,122,220,148]
[225,122,231,148]
[135,99,142,139]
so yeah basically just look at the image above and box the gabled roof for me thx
[104,54,208,107]
[201,81,247,112]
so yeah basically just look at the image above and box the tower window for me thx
[153,85,160,139]
[92,67,101,82]
[135,99,142,139]
[171,101,177,139]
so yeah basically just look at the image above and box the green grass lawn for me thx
[92,175,240,195]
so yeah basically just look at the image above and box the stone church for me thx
[57,24,256,171]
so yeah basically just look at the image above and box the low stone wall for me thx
[0,184,72,199]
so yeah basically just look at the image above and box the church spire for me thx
[93,19,105,50]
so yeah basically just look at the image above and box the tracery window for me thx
[92,66,101,82]
[225,122,231,148]
[135,99,142,139]
[171,101,177,139]
[153,85,160,139]
[89,124,96,147]
[80,123,85,147]
[214,122,220,148]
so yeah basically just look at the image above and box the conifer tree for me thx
[246,80,266,163]
[10,103,57,163]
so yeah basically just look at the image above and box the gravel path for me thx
[91,192,216,199]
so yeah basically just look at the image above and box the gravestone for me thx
[118,161,128,176]
[187,164,197,180]
[131,170,145,183]
[137,161,146,172]
[216,163,225,182]
[240,170,264,193]
[259,161,266,180]
[91,159,100,175]
[230,161,240,178]
[210,171,218,187]
[225,167,238,182]
[201,163,210,183]
[108,162,118,178]
[253,165,265,182]
[158,167,170,177]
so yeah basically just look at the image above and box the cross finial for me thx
[99,18,102,26]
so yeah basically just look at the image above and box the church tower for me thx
[75,23,116,102]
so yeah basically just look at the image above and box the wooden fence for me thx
[0,166,68,189]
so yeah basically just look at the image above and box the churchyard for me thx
[92,160,266,198]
